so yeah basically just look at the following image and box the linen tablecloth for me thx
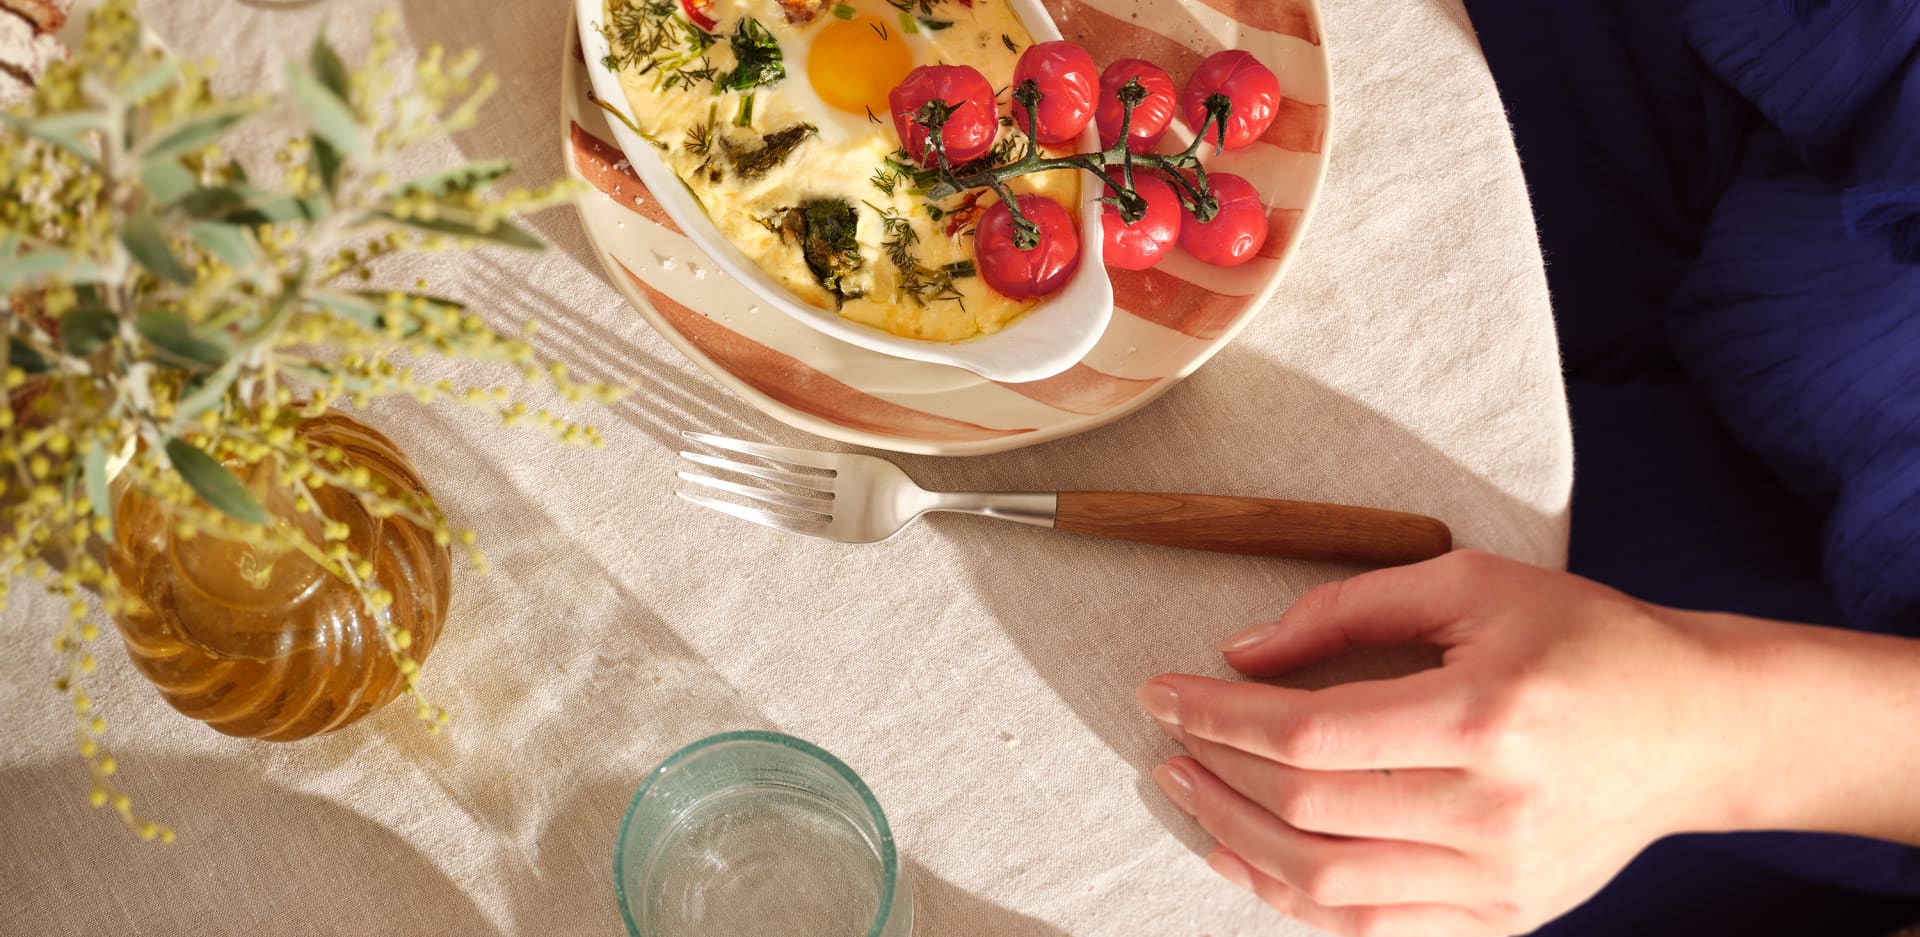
[0,0,1570,934]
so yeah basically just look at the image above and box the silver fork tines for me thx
[675,490,829,537]
[678,450,835,494]
[674,430,1059,544]
[675,469,831,515]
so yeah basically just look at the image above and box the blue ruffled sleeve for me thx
[1665,0,1920,634]
[1682,0,1920,261]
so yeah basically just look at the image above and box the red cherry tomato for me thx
[975,194,1081,299]
[1178,172,1267,266]
[889,65,999,167]
[1100,171,1181,271]
[1095,59,1177,152]
[680,0,717,32]
[1182,50,1280,151]
[1011,41,1098,145]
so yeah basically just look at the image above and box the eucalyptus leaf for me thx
[142,160,197,205]
[178,185,323,226]
[0,111,105,163]
[83,441,113,537]
[309,292,383,329]
[397,160,513,197]
[136,310,231,368]
[175,358,239,423]
[187,222,255,269]
[164,437,268,525]
[142,109,253,162]
[312,137,343,195]
[7,337,51,374]
[306,24,352,196]
[124,58,184,102]
[120,213,193,285]
[378,212,544,250]
[60,306,118,357]
[310,33,351,100]
[0,251,105,292]
[287,62,366,160]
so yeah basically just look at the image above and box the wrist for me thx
[1650,607,1782,835]
[1679,609,1920,842]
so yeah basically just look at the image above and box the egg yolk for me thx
[807,15,914,117]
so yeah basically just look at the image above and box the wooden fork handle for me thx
[1053,491,1452,566]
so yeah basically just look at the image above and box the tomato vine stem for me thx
[910,79,1234,250]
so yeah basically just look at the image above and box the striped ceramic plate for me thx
[562,0,1331,456]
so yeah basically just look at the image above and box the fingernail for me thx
[1136,681,1181,726]
[1205,849,1255,890]
[1218,622,1277,654]
[1152,761,1196,813]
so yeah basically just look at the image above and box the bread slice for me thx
[0,0,71,34]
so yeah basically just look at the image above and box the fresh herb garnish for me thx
[886,150,941,191]
[865,105,883,125]
[763,200,865,303]
[721,122,818,180]
[947,131,1022,180]
[720,17,785,91]
[832,3,856,19]
[917,17,954,30]
[867,201,968,306]
[871,20,890,41]
[870,165,904,197]
[885,0,945,15]
[601,0,679,71]
[603,2,720,92]
[1001,33,1019,53]
[734,93,756,128]
[684,103,719,170]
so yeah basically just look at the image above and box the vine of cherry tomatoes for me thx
[887,44,1285,300]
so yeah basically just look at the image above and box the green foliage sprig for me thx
[2,2,619,840]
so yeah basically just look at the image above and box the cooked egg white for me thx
[606,0,1080,342]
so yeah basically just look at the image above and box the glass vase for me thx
[107,411,451,741]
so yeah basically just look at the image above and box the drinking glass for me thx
[615,731,913,937]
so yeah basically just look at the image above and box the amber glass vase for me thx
[107,412,451,741]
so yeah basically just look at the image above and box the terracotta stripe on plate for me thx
[1191,0,1318,44]
[993,363,1162,416]
[570,122,682,233]
[1262,207,1303,259]
[1048,0,1327,154]
[1110,266,1254,341]
[618,260,1034,442]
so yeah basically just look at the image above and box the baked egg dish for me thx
[601,0,1080,342]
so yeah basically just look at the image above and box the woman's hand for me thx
[1137,550,1774,936]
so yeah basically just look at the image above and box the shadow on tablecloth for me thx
[0,754,496,936]
[349,391,1065,935]
[884,343,1550,850]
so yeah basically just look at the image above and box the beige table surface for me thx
[0,0,1570,934]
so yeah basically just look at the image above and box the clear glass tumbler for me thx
[615,731,913,937]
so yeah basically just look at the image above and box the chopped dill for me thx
[866,201,968,306]
[870,165,906,197]
[684,103,719,171]
[604,2,721,92]
[1001,33,1019,53]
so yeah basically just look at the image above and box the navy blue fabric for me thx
[1461,0,1920,932]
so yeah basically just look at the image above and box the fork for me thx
[675,431,1453,566]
